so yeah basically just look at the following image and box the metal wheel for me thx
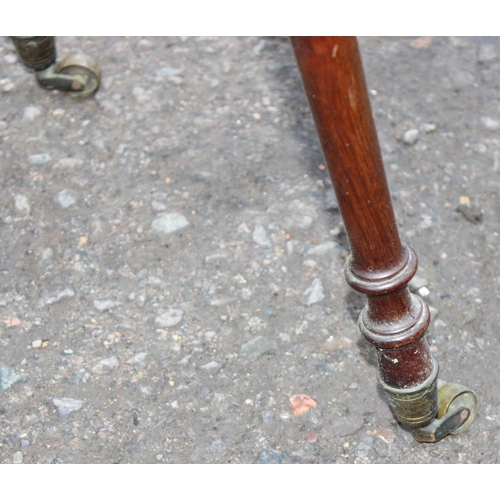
[55,53,101,98]
[437,380,477,435]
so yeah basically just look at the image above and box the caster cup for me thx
[437,380,477,435]
[55,53,101,98]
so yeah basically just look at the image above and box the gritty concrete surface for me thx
[0,36,500,463]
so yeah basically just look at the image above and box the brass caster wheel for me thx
[55,53,101,98]
[437,380,477,435]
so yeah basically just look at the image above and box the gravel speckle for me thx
[28,153,52,165]
[240,336,277,360]
[152,213,189,236]
[56,189,76,208]
[303,278,325,306]
[252,224,272,248]
[155,309,183,327]
[402,128,419,145]
[51,397,84,417]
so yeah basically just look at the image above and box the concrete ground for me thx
[0,36,500,463]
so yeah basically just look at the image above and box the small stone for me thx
[403,129,419,145]
[28,153,52,166]
[478,44,496,62]
[53,157,84,169]
[302,259,317,269]
[290,394,318,416]
[12,451,23,464]
[51,397,84,417]
[14,194,31,216]
[262,410,274,423]
[152,212,189,236]
[417,286,430,298]
[4,53,17,64]
[306,432,319,443]
[456,203,483,224]
[0,363,25,391]
[303,278,325,306]
[125,352,147,365]
[156,309,183,327]
[481,116,500,130]
[357,434,374,452]
[93,299,120,312]
[252,224,272,248]
[156,66,183,77]
[240,336,277,361]
[151,200,167,212]
[23,105,42,121]
[421,123,437,133]
[204,331,216,342]
[306,241,339,256]
[257,448,285,464]
[132,86,150,104]
[409,275,428,291]
[0,120,7,130]
[56,189,76,209]
[332,415,365,436]
[31,339,43,349]
[91,356,119,374]
[42,287,74,306]
[200,361,222,374]
[2,81,14,92]
[319,335,354,351]
[324,189,339,210]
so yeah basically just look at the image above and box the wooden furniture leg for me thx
[291,36,477,442]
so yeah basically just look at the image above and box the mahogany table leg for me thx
[291,36,476,441]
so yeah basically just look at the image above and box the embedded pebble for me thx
[40,287,75,306]
[403,129,419,145]
[28,153,52,166]
[303,278,325,306]
[53,157,84,169]
[14,194,31,216]
[0,363,25,391]
[51,397,84,417]
[2,81,14,92]
[306,241,339,256]
[132,86,150,104]
[481,116,500,130]
[23,105,42,121]
[0,120,7,129]
[56,189,76,208]
[152,212,189,236]
[240,336,277,361]
[478,44,497,62]
[331,414,365,436]
[156,66,183,77]
[409,275,428,291]
[456,203,483,223]
[200,361,222,373]
[125,352,148,365]
[93,299,120,312]
[151,200,167,212]
[357,435,374,452]
[257,448,285,464]
[92,356,120,373]
[155,309,183,327]
[12,451,23,464]
[324,189,339,210]
[421,123,437,133]
[252,224,272,248]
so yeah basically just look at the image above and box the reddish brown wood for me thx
[291,36,438,426]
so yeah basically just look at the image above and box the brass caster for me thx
[437,380,477,435]
[55,53,101,98]
[411,380,477,443]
